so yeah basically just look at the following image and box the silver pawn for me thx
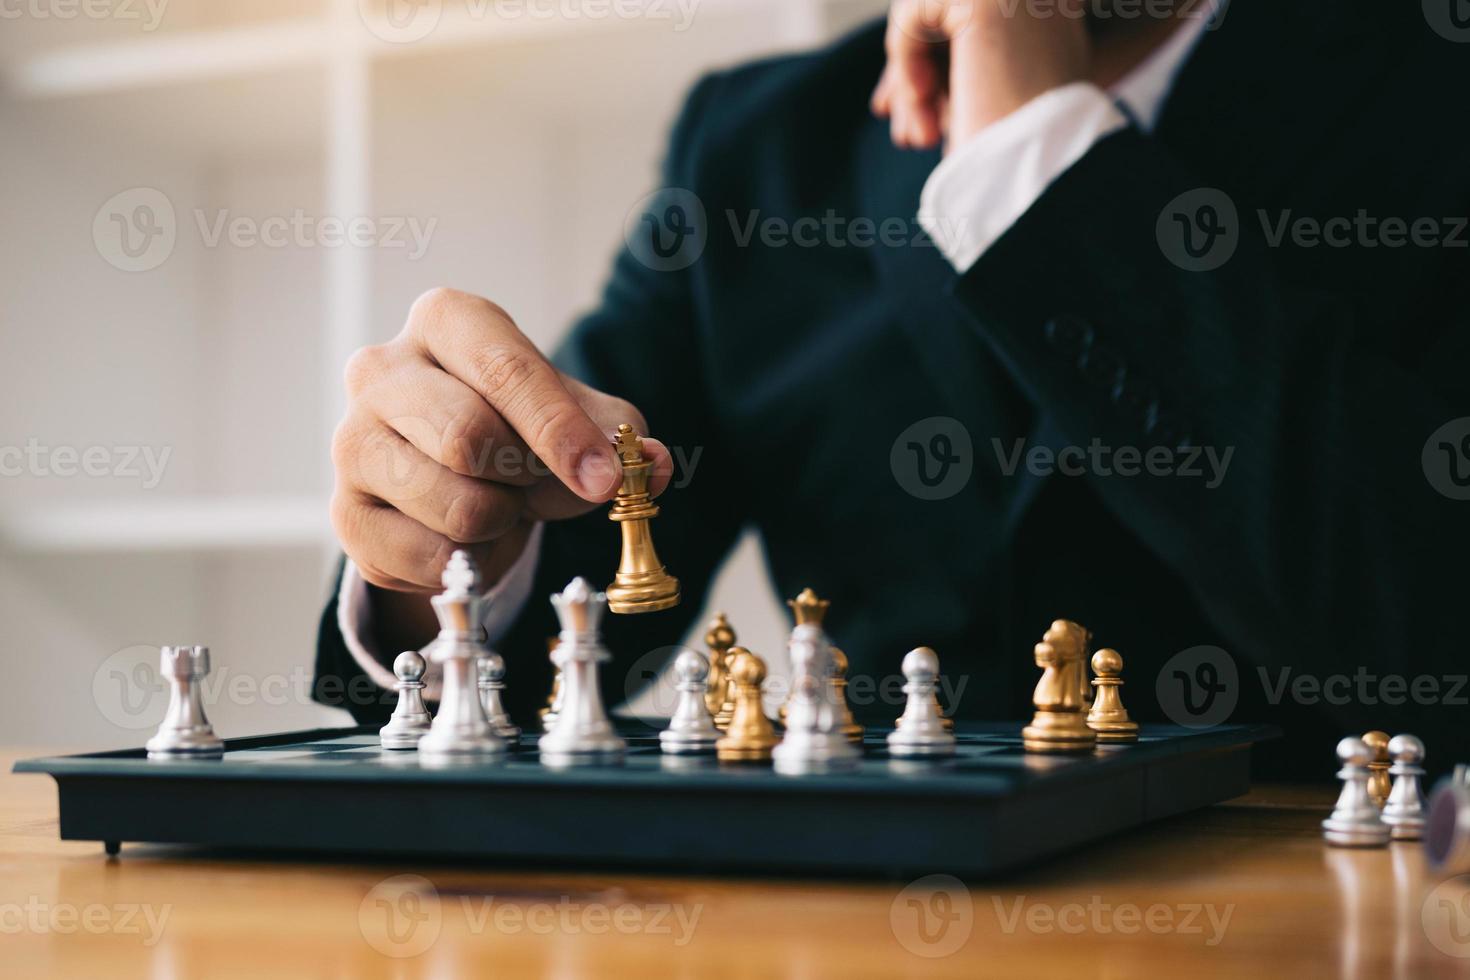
[772,625,860,774]
[1322,736,1391,847]
[418,551,508,758]
[659,650,721,755]
[537,578,625,765]
[477,654,522,742]
[146,645,224,758]
[379,651,432,750]
[1382,734,1427,841]
[887,647,957,758]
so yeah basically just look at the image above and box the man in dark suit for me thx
[316,0,1470,778]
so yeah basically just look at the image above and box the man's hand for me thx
[872,0,1092,151]
[331,287,671,603]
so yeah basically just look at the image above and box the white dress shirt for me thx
[339,11,1212,689]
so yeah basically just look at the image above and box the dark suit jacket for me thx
[317,1,1470,780]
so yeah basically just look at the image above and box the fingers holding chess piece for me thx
[660,650,722,755]
[1086,648,1139,744]
[1021,620,1097,753]
[704,613,736,724]
[477,654,521,742]
[1322,736,1391,847]
[146,645,224,758]
[887,647,956,758]
[1382,734,1427,841]
[1363,730,1392,808]
[716,648,780,762]
[605,424,680,614]
[380,651,433,750]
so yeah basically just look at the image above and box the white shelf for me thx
[0,496,331,554]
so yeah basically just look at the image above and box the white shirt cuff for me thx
[918,82,1129,273]
[336,522,545,696]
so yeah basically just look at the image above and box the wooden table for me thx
[4,750,1466,979]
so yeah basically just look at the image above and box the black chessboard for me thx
[14,722,1274,876]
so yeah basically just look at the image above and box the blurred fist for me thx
[331,287,671,594]
[872,0,1091,150]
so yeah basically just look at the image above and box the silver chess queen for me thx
[537,578,625,765]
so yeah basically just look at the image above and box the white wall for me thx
[0,0,887,748]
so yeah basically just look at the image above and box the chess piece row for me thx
[1322,731,1428,846]
[1021,619,1139,753]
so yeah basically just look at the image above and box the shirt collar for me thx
[1108,3,1217,132]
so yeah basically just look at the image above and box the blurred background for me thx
[0,0,888,746]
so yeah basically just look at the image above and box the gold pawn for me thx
[1086,648,1139,743]
[605,424,680,614]
[715,648,780,762]
[704,613,736,725]
[831,647,864,744]
[1021,619,1097,753]
[1363,730,1392,808]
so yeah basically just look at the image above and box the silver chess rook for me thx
[145,645,224,759]
[537,577,626,765]
[417,550,508,758]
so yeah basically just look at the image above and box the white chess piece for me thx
[887,647,957,758]
[772,622,859,774]
[1382,734,1427,840]
[659,650,721,754]
[537,578,625,765]
[477,654,522,742]
[1322,736,1391,847]
[146,645,224,758]
[380,651,433,750]
[418,551,508,758]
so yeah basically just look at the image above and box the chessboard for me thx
[14,720,1274,877]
